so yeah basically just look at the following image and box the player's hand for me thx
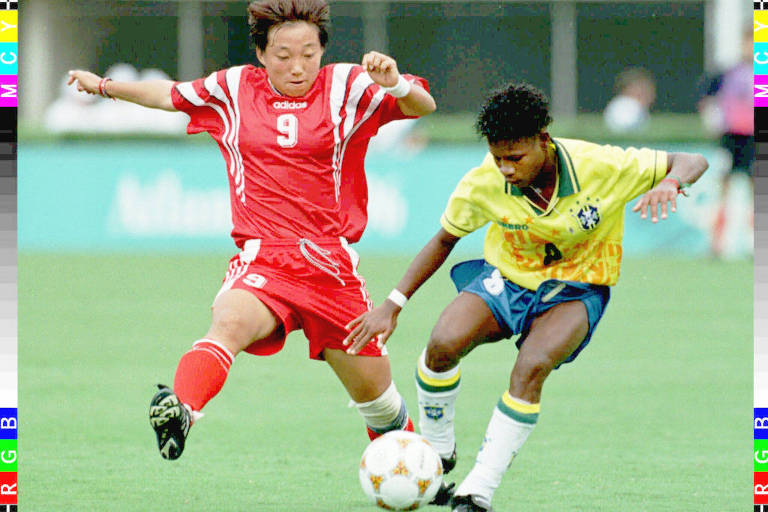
[632,180,679,223]
[361,51,400,88]
[343,301,401,355]
[67,70,103,96]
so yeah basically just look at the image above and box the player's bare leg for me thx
[324,348,393,403]
[206,289,280,354]
[418,291,506,472]
[426,291,507,371]
[324,348,415,437]
[150,289,279,460]
[508,300,588,403]
[453,300,588,511]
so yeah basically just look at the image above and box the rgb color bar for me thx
[0,2,15,510]
[758,1,768,507]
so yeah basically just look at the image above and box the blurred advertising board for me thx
[19,141,744,258]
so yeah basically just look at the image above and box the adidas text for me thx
[273,101,308,109]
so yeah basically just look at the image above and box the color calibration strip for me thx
[0,2,15,511]
[758,2,768,509]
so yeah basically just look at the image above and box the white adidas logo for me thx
[272,101,308,110]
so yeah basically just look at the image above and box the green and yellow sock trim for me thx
[497,391,540,424]
[415,366,461,393]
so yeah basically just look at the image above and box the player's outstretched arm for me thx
[343,228,460,355]
[361,51,436,117]
[632,151,709,223]
[67,70,177,112]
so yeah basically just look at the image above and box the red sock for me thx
[367,416,414,441]
[173,339,234,413]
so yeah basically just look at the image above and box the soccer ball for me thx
[358,430,444,510]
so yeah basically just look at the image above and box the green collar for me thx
[504,139,581,198]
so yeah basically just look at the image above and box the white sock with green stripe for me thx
[414,349,461,459]
[455,391,539,504]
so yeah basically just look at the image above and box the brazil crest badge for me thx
[574,203,600,231]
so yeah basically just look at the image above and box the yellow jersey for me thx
[440,138,668,290]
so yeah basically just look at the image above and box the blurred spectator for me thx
[45,63,188,135]
[603,67,656,133]
[698,27,753,259]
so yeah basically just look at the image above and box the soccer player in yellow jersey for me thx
[343,82,709,512]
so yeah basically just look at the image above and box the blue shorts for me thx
[450,259,611,367]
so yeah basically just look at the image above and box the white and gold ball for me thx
[358,430,443,510]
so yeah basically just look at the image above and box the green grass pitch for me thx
[19,252,751,510]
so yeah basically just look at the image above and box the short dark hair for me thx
[247,0,330,52]
[475,82,552,143]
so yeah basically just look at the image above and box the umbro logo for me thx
[272,100,308,109]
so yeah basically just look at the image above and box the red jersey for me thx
[171,64,428,248]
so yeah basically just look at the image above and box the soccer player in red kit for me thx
[68,0,437,465]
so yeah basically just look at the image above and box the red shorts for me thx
[215,237,384,360]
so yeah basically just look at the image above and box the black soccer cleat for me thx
[149,384,190,460]
[430,481,456,507]
[441,446,458,474]
[450,494,494,512]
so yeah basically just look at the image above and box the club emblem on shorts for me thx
[482,268,505,296]
[424,406,444,420]
[571,200,601,231]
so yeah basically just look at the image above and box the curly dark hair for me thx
[476,82,553,143]
[248,0,330,52]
